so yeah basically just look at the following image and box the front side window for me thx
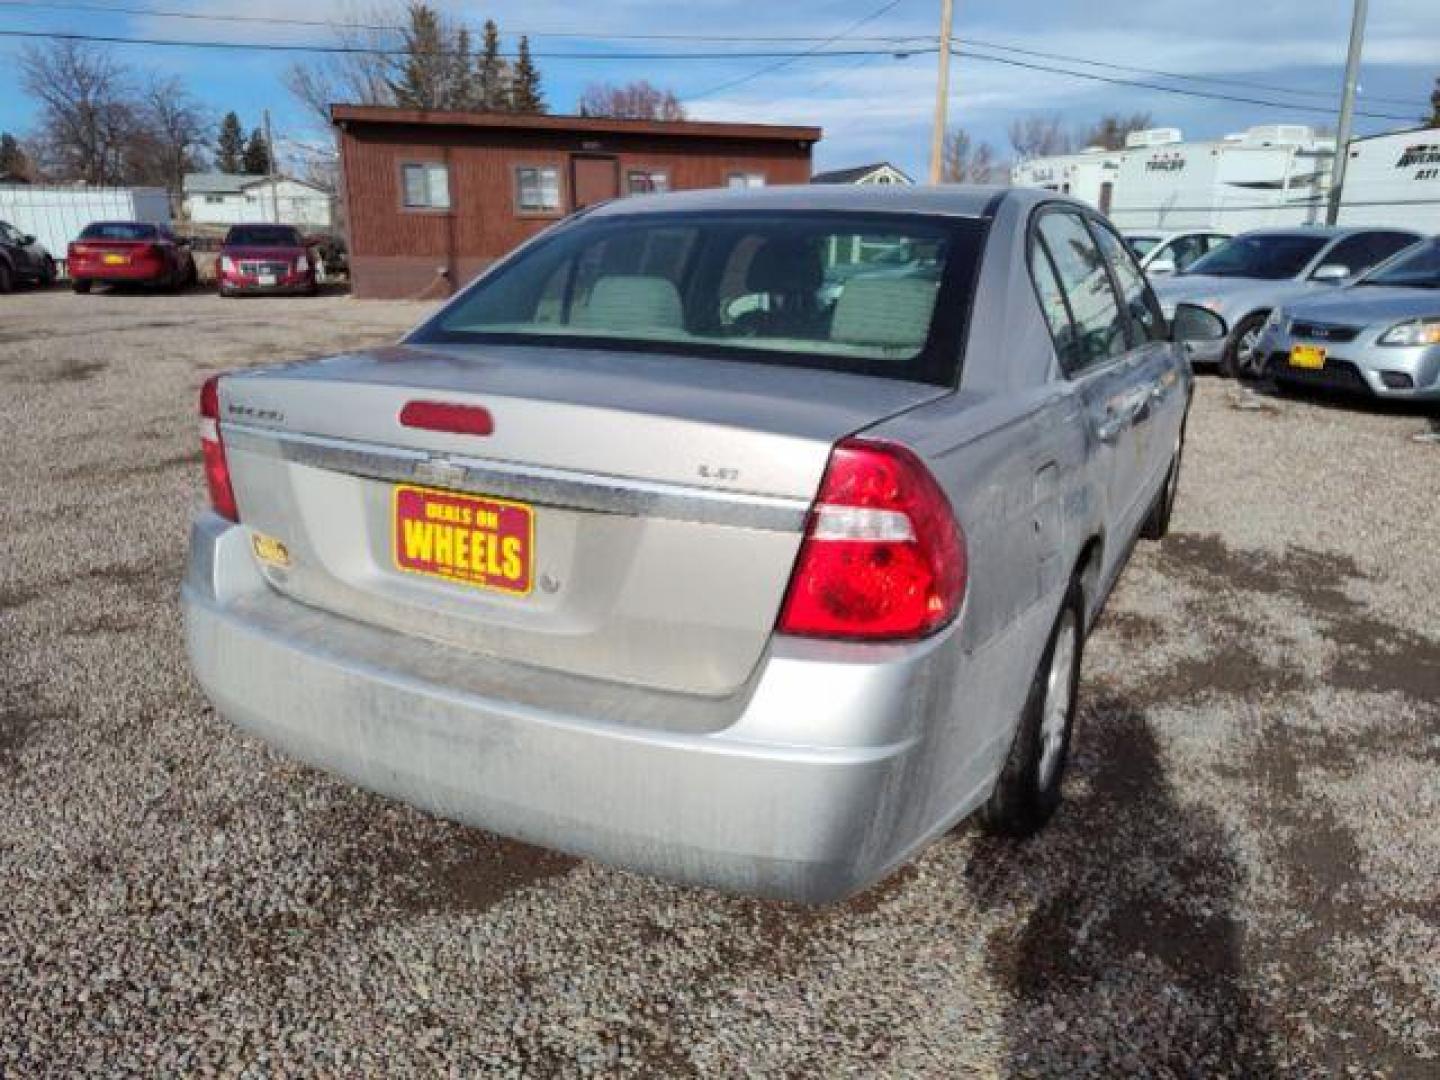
[412,211,985,385]
[516,166,562,213]
[1357,237,1440,288]
[1090,220,1165,343]
[402,162,450,210]
[1184,233,1329,280]
[1319,232,1419,278]
[626,169,670,195]
[1035,210,1128,370]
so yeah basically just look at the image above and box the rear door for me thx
[1031,208,1152,544]
[1087,215,1184,501]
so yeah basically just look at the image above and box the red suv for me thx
[68,221,197,293]
[218,224,317,297]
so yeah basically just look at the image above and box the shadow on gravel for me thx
[970,703,1277,1076]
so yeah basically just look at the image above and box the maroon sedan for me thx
[68,221,197,293]
[218,224,317,297]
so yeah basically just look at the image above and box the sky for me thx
[0,0,1436,179]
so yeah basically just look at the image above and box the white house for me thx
[810,162,914,185]
[182,172,334,231]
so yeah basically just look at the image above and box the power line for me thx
[0,22,1423,124]
[0,26,926,60]
[683,0,911,102]
[2,0,1428,110]
[953,46,1420,123]
[960,35,1425,111]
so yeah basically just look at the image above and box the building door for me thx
[571,155,620,210]
[1099,181,1114,214]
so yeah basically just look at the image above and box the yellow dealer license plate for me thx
[392,484,533,596]
[1289,344,1326,370]
[102,253,128,265]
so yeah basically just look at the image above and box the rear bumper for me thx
[182,514,941,903]
[69,260,166,283]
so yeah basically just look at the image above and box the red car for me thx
[68,221,197,294]
[217,224,317,297]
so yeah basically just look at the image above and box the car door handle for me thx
[1094,412,1127,444]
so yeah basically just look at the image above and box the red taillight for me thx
[399,400,494,437]
[199,375,239,522]
[777,439,966,641]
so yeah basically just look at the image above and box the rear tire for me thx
[1221,311,1270,381]
[0,261,12,293]
[71,278,91,294]
[981,581,1085,837]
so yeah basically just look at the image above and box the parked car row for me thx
[0,217,347,297]
[1147,225,1438,402]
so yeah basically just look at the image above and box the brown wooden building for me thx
[332,105,822,299]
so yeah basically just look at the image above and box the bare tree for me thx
[127,76,209,188]
[1007,113,1072,161]
[942,127,1005,183]
[1076,111,1153,151]
[577,81,686,121]
[20,40,136,184]
[283,4,397,127]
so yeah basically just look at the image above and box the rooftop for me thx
[810,162,913,184]
[329,104,821,145]
[584,183,1015,220]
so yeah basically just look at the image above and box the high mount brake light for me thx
[199,375,239,522]
[777,439,966,641]
[399,400,495,437]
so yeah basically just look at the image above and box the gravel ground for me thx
[1,288,1437,1077]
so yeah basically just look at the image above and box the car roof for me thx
[1234,226,1411,240]
[582,184,1043,220]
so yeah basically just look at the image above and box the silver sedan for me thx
[183,186,1211,903]
[1257,236,1440,402]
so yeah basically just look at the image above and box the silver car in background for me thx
[1257,236,1440,402]
[1124,229,1231,277]
[183,186,1208,903]
[1150,226,1422,378]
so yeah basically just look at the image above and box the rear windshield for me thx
[1183,233,1328,280]
[1358,238,1440,288]
[225,225,303,246]
[411,211,987,385]
[80,222,157,241]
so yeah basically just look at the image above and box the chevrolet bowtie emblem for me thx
[413,455,467,487]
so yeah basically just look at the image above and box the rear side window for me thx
[1033,210,1128,371]
[414,211,987,386]
[1090,221,1166,343]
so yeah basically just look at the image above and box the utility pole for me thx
[264,109,279,224]
[1326,0,1367,226]
[928,0,955,185]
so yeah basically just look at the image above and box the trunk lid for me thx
[218,343,948,695]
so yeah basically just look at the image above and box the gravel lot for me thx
[1,288,1436,1076]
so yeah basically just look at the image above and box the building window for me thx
[516,166,562,213]
[627,169,670,195]
[402,161,451,210]
[726,172,765,189]
[204,194,224,204]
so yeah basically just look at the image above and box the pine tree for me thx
[0,132,32,179]
[510,35,545,114]
[242,127,271,174]
[216,112,244,173]
[477,19,504,111]
[446,26,475,110]
[388,3,449,110]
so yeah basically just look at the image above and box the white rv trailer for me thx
[1012,126,1336,232]
[1333,126,1440,232]
[0,185,172,268]
[1010,147,1124,210]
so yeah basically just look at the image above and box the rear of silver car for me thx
[184,200,1019,902]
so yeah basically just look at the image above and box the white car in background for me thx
[1125,230,1232,277]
